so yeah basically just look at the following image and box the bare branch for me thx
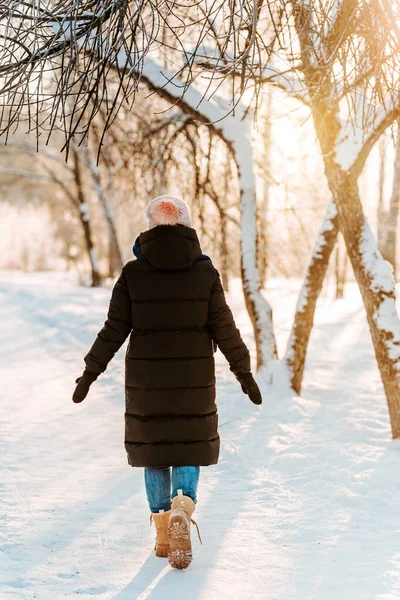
[0,167,51,180]
[0,1,269,150]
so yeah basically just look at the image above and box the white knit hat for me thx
[146,195,192,229]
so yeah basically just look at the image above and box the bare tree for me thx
[286,2,400,436]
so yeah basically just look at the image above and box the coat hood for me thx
[133,224,202,270]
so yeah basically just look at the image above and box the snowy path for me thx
[1,272,400,600]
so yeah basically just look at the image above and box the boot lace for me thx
[190,517,203,545]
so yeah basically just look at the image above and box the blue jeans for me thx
[144,466,200,513]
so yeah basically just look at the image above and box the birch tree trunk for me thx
[239,177,277,367]
[232,120,278,367]
[285,199,339,393]
[380,125,400,278]
[81,146,123,278]
[73,148,101,287]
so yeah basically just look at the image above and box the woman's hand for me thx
[235,372,262,405]
[72,370,99,403]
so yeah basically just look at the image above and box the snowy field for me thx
[1,271,400,600]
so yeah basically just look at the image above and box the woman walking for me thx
[72,195,262,569]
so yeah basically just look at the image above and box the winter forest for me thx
[1,1,400,598]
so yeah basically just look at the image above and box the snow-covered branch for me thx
[350,93,400,177]
[0,168,51,181]
[134,57,234,129]
[323,0,357,61]
[258,65,310,105]
[191,49,310,106]
[335,92,400,175]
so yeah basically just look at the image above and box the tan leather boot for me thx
[167,489,202,569]
[150,508,172,557]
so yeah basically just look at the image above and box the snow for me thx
[312,198,338,260]
[51,21,76,41]
[372,92,400,136]
[324,0,343,35]
[359,221,400,370]
[335,117,365,171]
[293,282,310,325]
[335,92,400,172]
[50,11,100,42]
[89,248,100,274]
[374,297,400,366]
[187,46,309,106]
[360,221,395,295]
[296,198,337,316]
[136,57,235,126]
[79,203,90,222]
[2,271,400,599]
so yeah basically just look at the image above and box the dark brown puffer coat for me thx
[84,224,250,468]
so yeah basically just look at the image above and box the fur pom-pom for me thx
[146,194,191,229]
[149,199,180,226]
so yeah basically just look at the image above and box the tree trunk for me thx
[203,181,231,291]
[82,146,123,278]
[259,108,272,289]
[235,126,278,367]
[73,148,101,287]
[219,207,230,291]
[104,156,123,277]
[240,191,278,368]
[380,125,400,279]
[327,168,400,438]
[377,135,387,249]
[221,155,231,292]
[335,238,348,299]
[285,198,339,393]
